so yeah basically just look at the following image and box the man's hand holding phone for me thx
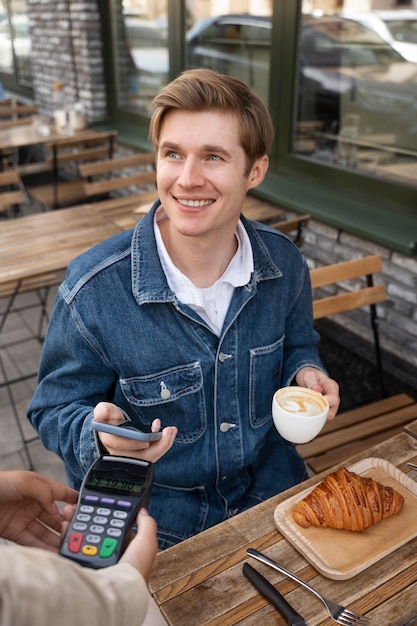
[93,402,177,463]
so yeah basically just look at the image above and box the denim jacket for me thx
[28,202,325,549]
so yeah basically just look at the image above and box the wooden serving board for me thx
[274,457,417,580]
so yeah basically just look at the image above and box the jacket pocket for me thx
[249,335,284,427]
[120,361,206,442]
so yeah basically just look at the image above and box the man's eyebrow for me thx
[159,141,181,151]
[203,144,232,158]
[159,141,232,158]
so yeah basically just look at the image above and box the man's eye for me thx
[167,151,180,159]
[207,154,220,161]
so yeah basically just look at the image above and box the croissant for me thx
[293,467,404,532]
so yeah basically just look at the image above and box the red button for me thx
[68,532,83,553]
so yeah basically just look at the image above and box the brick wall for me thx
[27,0,107,124]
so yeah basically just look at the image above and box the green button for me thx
[100,538,118,558]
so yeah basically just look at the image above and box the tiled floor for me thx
[0,280,68,484]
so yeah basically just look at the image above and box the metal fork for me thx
[247,549,370,625]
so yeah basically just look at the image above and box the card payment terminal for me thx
[60,455,154,569]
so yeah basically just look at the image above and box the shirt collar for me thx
[153,205,254,292]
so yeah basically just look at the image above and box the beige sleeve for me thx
[0,544,149,626]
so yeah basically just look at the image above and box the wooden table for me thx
[149,421,417,625]
[0,122,105,209]
[0,205,125,283]
[0,122,98,153]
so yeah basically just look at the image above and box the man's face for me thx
[156,109,267,243]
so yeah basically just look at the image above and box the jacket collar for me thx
[131,200,282,306]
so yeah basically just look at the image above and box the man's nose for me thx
[177,157,204,187]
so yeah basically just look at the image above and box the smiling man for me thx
[28,69,339,550]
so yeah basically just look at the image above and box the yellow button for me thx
[220,422,230,432]
[82,545,98,556]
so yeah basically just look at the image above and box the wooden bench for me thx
[297,393,417,474]
[296,254,417,474]
[25,130,118,209]
[79,152,156,200]
[0,170,25,217]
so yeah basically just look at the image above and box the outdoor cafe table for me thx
[149,420,417,625]
[0,123,102,172]
[0,204,125,284]
[0,122,101,154]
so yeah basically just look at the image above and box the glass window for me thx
[386,18,417,45]
[186,4,272,104]
[112,0,168,116]
[112,1,272,116]
[294,7,417,189]
[0,0,32,86]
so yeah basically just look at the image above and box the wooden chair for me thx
[0,101,37,114]
[311,254,386,391]
[25,130,118,209]
[0,117,37,131]
[0,170,25,218]
[0,102,39,170]
[296,254,417,474]
[0,103,38,130]
[79,152,156,200]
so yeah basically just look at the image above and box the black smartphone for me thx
[60,455,154,569]
[92,420,162,442]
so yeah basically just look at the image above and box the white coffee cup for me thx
[272,386,329,444]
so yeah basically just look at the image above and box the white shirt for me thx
[154,206,254,335]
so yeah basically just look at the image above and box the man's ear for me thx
[247,155,269,190]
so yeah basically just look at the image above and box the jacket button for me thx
[160,388,171,400]
[220,422,230,432]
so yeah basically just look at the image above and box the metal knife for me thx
[243,562,308,626]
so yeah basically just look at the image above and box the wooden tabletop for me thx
[149,422,417,626]
[0,123,101,151]
[0,205,126,284]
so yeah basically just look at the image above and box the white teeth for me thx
[178,198,213,207]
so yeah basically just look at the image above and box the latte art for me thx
[280,396,324,416]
